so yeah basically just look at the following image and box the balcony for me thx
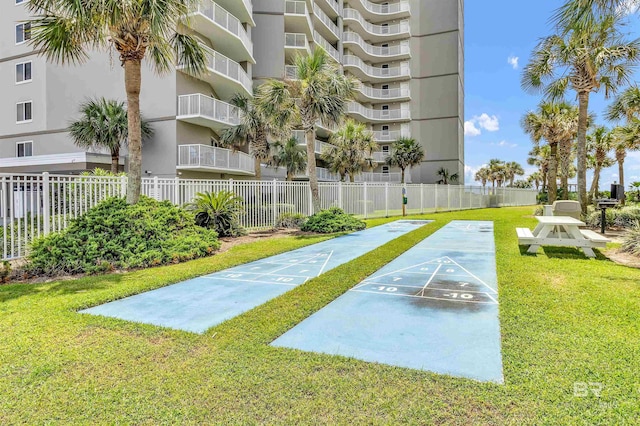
[177,94,240,132]
[285,1,313,37]
[371,151,390,163]
[354,172,405,183]
[187,0,254,63]
[177,144,254,175]
[372,129,411,142]
[355,82,411,103]
[315,0,341,19]
[313,31,341,63]
[177,45,252,99]
[347,102,411,123]
[0,152,122,173]
[285,32,311,61]
[312,3,340,42]
[343,55,411,83]
[343,8,410,42]
[214,0,254,27]
[348,0,410,23]
[343,32,411,61]
[294,166,341,181]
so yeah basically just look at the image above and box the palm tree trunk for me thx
[349,173,355,183]
[548,142,558,204]
[254,157,262,180]
[559,140,571,200]
[111,146,120,175]
[124,59,142,204]
[286,171,293,181]
[576,91,590,214]
[401,168,405,184]
[305,129,320,213]
[618,150,626,205]
[589,163,601,203]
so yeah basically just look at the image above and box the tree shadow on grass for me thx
[517,245,611,261]
[0,275,118,304]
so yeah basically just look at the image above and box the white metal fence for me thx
[1,172,536,260]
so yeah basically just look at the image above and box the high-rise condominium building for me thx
[0,0,463,184]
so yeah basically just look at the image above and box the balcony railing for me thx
[178,144,254,174]
[348,102,411,121]
[343,32,410,58]
[313,31,341,62]
[313,3,341,37]
[285,0,307,15]
[292,130,335,156]
[355,0,410,15]
[178,45,252,94]
[194,0,253,53]
[372,129,411,141]
[343,55,410,79]
[295,166,341,181]
[177,94,240,126]
[371,151,390,162]
[355,172,404,183]
[343,8,410,37]
[356,83,410,100]
[285,32,309,49]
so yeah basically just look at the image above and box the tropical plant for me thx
[612,120,640,199]
[522,11,640,213]
[586,125,615,201]
[621,223,640,256]
[504,161,526,187]
[528,171,544,191]
[269,137,307,181]
[323,120,377,182]
[487,158,507,189]
[436,167,459,185]
[69,98,153,174]
[474,167,491,188]
[187,191,245,237]
[26,0,209,204]
[385,137,425,184]
[300,207,366,233]
[630,181,640,201]
[512,180,533,189]
[527,145,551,192]
[257,48,355,212]
[221,94,290,179]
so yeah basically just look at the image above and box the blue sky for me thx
[463,0,640,188]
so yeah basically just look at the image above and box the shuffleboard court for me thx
[80,220,431,333]
[271,220,503,383]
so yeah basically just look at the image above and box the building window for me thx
[17,101,32,123]
[382,125,389,135]
[382,145,390,153]
[381,64,389,75]
[381,105,389,116]
[15,0,28,4]
[382,166,389,174]
[15,23,31,44]
[16,141,33,157]
[15,61,32,84]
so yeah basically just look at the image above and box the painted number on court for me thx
[376,286,398,292]
[444,292,473,299]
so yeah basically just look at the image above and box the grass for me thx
[1,207,640,424]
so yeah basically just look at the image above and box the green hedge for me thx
[301,207,366,233]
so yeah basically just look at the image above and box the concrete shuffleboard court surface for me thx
[271,220,503,383]
[80,220,431,333]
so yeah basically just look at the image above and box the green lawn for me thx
[1,207,639,424]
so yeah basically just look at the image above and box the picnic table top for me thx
[534,216,585,226]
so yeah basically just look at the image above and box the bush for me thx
[26,197,220,276]
[621,223,640,256]
[275,213,307,229]
[301,207,366,234]
[187,191,246,237]
[585,206,640,229]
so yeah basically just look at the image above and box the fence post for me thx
[272,179,277,227]
[42,172,50,235]
[420,183,424,214]
[384,182,389,217]
[153,176,159,200]
[363,182,368,219]
[447,185,451,211]
[228,178,233,193]
[120,175,127,198]
[434,184,438,212]
[174,176,180,205]
[338,181,343,209]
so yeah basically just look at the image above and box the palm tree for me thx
[323,120,377,182]
[586,125,615,201]
[522,12,640,214]
[257,48,355,212]
[528,145,551,193]
[504,161,525,187]
[27,0,208,203]
[554,0,632,31]
[269,137,307,181]
[528,171,543,191]
[612,120,640,200]
[487,159,507,189]
[69,98,153,174]
[436,168,459,185]
[474,167,491,188]
[220,94,290,180]
[521,102,577,202]
[385,137,425,184]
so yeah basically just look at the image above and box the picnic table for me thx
[516,216,610,258]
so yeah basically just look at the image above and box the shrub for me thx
[621,223,640,256]
[275,213,307,229]
[26,197,220,276]
[187,191,246,237]
[301,207,366,234]
[533,206,544,216]
[585,206,640,229]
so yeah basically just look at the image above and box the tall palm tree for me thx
[586,125,615,201]
[522,102,577,203]
[323,120,377,182]
[487,159,507,189]
[554,0,633,31]
[528,171,543,191]
[385,137,425,184]
[220,94,290,180]
[474,167,491,188]
[69,98,153,174]
[257,48,355,212]
[522,12,640,213]
[27,0,207,203]
[436,168,459,185]
[612,120,640,199]
[504,161,525,187]
[269,137,307,181]
[527,145,551,193]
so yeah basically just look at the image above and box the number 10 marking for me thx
[376,286,397,292]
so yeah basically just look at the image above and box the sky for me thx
[463,0,640,188]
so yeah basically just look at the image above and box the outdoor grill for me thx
[595,198,620,234]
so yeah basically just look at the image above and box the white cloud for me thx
[464,113,500,137]
[491,140,517,148]
[464,164,487,185]
[464,121,481,136]
[507,55,519,70]
[617,0,640,15]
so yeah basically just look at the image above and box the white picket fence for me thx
[1,172,536,260]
